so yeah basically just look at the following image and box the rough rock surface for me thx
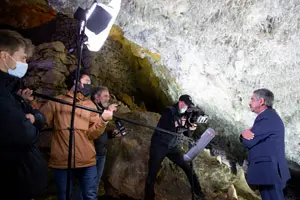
[46,0,300,166]
[23,41,77,96]
[0,0,55,29]
[0,0,299,199]
[104,111,260,200]
[20,41,257,200]
[20,40,298,200]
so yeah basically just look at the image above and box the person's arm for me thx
[106,122,119,139]
[39,100,55,129]
[183,129,194,138]
[87,109,113,140]
[0,100,37,147]
[241,118,274,149]
[15,94,46,130]
[31,109,46,130]
[157,108,175,132]
[183,123,197,137]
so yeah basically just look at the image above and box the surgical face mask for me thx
[78,83,92,97]
[179,107,187,114]
[5,56,28,78]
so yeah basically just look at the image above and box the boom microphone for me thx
[183,128,216,161]
[33,92,194,143]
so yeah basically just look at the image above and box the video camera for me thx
[114,119,127,136]
[184,106,209,126]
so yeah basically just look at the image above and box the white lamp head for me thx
[84,0,122,52]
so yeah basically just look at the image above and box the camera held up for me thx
[185,106,209,126]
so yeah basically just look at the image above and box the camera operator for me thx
[144,94,205,200]
[0,29,48,199]
[39,71,113,200]
[74,86,122,199]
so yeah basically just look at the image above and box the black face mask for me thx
[78,84,92,97]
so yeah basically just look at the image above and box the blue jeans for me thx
[74,155,107,200]
[54,166,98,200]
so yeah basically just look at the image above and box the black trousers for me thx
[144,140,203,200]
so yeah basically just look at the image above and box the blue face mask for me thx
[5,56,28,78]
[8,62,28,78]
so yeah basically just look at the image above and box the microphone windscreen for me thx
[183,128,216,161]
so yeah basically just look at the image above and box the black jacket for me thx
[151,103,187,148]
[0,70,47,199]
[93,102,115,156]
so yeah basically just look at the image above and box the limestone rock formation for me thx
[0,0,55,29]
[0,0,299,199]
[23,41,77,97]
[104,111,261,200]
[0,0,178,113]
[46,0,300,166]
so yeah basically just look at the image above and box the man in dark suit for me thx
[241,88,291,200]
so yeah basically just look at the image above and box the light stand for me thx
[65,0,121,199]
[65,19,87,200]
[33,92,193,142]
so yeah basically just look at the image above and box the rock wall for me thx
[104,111,261,200]
[0,0,299,199]
[0,0,178,112]
[46,0,300,165]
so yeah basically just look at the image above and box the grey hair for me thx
[253,88,274,108]
[91,86,109,101]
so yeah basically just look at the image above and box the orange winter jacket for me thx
[39,91,107,169]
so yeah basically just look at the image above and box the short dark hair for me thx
[65,69,89,90]
[91,86,109,101]
[0,29,34,57]
[253,88,274,108]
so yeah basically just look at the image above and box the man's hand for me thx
[113,129,122,137]
[189,123,197,131]
[18,88,34,101]
[175,116,187,127]
[101,110,113,121]
[25,113,35,124]
[175,121,179,127]
[107,103,118,112]
[242,129,254,140]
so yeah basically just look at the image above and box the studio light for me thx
[65,1,122,199]
[75,0,122,52]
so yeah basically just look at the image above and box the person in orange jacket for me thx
[40,71,115,200]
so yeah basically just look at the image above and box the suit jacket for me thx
[241,108,291,185]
